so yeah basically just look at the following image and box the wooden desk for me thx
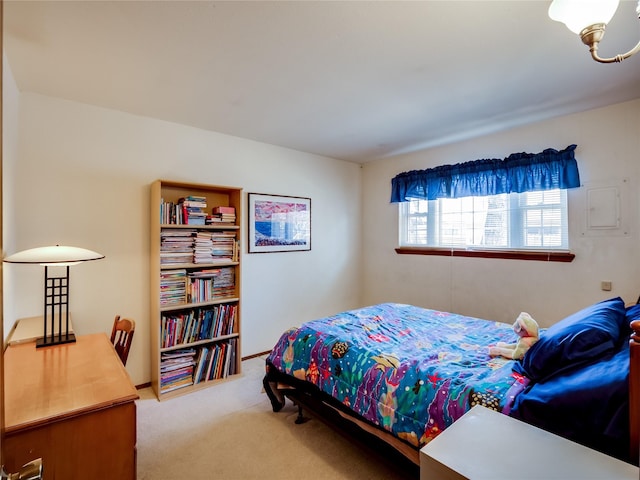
[420,405,639,480]
[3,333,139,480]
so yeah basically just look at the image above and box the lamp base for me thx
[36,332,77,348]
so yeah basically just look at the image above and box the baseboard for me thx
[242,350,271,361]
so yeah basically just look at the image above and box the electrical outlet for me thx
[601,281,612,291]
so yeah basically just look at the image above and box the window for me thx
[399,189,568,251]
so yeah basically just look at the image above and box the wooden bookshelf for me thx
[150,179,242,400]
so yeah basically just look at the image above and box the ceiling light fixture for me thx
[548,0,640,63]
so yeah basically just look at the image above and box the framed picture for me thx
[248,193,311,253]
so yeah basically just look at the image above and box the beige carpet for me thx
[136,355,419,479]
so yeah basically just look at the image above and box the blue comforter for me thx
[266,303,529,447]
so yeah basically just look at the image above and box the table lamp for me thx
[3,245,105,348]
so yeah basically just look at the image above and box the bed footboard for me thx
[629,319,640,465]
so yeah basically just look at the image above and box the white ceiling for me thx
[4,1,640,163]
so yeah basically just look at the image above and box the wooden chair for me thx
[110,315,135,366]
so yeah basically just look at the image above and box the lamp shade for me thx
[549,0,620,33]
[4,245,105,266]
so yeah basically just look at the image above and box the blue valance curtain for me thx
[390,144,580,203]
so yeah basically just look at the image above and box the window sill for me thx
[395,247,575,262]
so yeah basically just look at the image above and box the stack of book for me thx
[212,266,235,298]
[208,206,236,224]
[160,230,195,265]
[160,269,187,306]
[194,231,214,263]
[211,231,237,262]
[180,196,208,226]
[160,348,197,393]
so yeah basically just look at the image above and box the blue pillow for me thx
[514,297,626,382]
[511,344,629,461]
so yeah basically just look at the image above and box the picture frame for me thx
[247,193,311,253]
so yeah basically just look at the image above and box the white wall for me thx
[361,99,640,328]
[4,91,362,386]
[4,63,638,389]
[3,52,20,333]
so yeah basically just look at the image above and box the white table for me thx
[6,314,74,346]
[420,405,638,480]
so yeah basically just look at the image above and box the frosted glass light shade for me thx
[4,245,105,266]
[549,0,620,33]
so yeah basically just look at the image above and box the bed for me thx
[263,298,640,467]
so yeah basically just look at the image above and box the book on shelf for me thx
[208,206,236,225]
[159,266,236,311]
[187,276,215,304]
[160,230,195,264]
[179,196,207,208]
[160,377,194,394]
[161,230,197,237]
[209,214,236,222]
[160,269,187,306]
[160,348,197,393]
[185,195,207,202]
[181,196,207,225]
[186,216,206,226]
[187,269,219,278]
[185,207,206,215]
[229,338,238,375]
[161,194,220,226]
[160,201,188,225]
[194,231,214,263]
[210,231,236,262]
[212,206,235,215]
[193,339,237,384]
[161,347,196,358]
[161,304,237,348]
[204,345,218,382]
[160,230,237,265]
[212,266,235,297]
[160,252,192,266]
[215,343,227,379]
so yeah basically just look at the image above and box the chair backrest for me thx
[110,315,135,366]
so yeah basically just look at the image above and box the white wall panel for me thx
[361,99,640,328]
[5,93,361,385]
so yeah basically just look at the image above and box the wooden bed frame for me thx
[628,320,640,465]
[279,383,421,477]
[270,318,640,468]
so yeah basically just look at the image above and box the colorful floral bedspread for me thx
[266,303,529,447]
